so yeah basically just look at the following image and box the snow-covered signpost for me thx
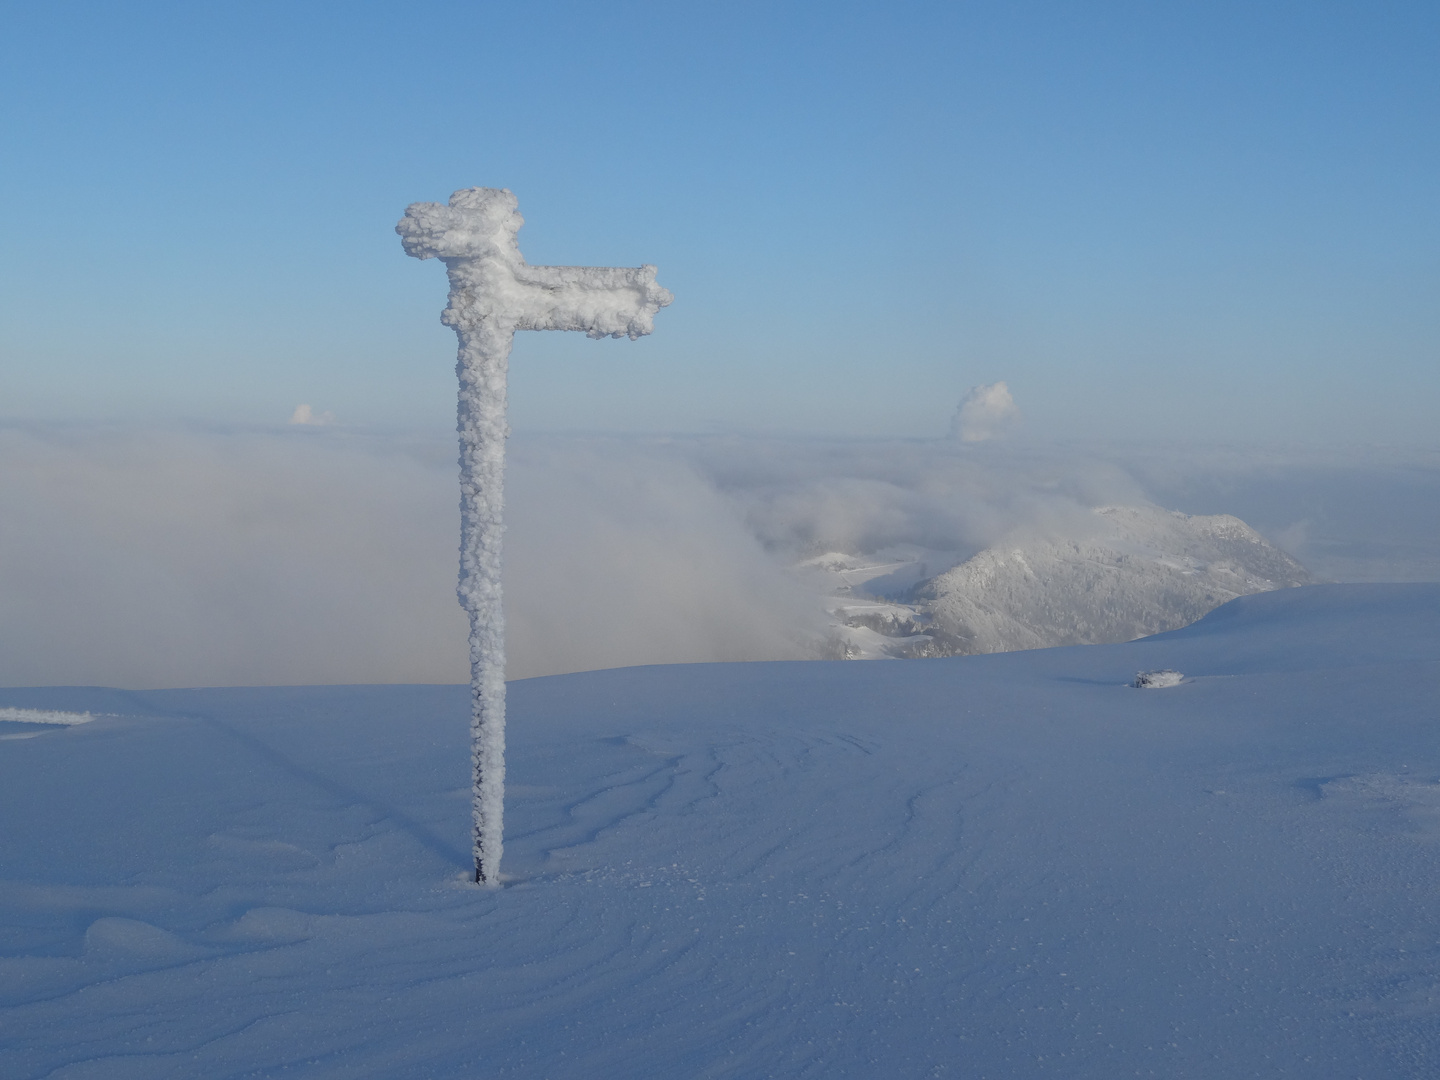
[397,188,672,885]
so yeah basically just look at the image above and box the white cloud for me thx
[290,404,335,426]
[950,382,1020,442]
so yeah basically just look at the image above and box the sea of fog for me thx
[1,422,1438,688]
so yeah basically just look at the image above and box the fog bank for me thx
[2,424,1436,688]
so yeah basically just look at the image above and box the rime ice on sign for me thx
[398,188,672,885]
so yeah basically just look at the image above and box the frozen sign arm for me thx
[396,188,672,338]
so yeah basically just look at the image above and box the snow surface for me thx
[2,583,1439,1078]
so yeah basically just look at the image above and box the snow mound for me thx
[1132,669,1184,688]
[914,505,1311,655]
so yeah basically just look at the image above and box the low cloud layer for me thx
[506,440,823,677]
[290,404,335,426]
[1,424,1436,689]
[0,425,467,688]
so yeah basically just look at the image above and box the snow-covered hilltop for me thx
[821,504,1311,659]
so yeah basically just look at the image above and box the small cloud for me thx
[290,404,335,426]
[949,382,1019,443]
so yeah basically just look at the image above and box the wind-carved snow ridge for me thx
[398,187,671,885]
[817,505,1312,659]
[0,707,94,725]
[0,707,95,741]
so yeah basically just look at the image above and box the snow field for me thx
[1,584,1438,1077]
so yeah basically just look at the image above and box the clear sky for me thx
[2,0,1437,443]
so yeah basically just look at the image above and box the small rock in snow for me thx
[1132,670,1184,689]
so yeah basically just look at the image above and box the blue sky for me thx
[2,0,1437,442]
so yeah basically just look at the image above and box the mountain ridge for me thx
[823,504,1311,659]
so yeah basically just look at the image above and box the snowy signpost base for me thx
[398,188,672,885]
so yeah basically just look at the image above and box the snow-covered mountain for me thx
[821,505,1311,659]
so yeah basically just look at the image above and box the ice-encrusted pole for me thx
[397,188,671,885]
